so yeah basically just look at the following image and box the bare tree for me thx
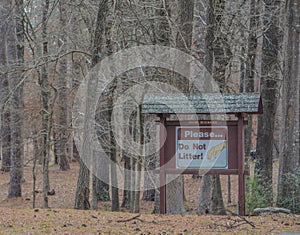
[165,0,195,215]
[277,0,300,213]
[56,1,70,171]
[40,0,51,208]
[74,158,90,209]
[255,0,282,206]
[0,0,11,173]
[7,0,25,198]
[244,0,259,158]
[198,0,226,215]
[75,0,110,210]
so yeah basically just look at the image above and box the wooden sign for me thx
[176,126,228,169]
[141,93,263,216]
[161,120,245,175]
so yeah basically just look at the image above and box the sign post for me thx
[237,113,246,216]
[159,114,167,214]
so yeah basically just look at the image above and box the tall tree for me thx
[165,0,195,215]
[75,0,110,210]
[7,0,25,198]
[56,0,70,171]
[198,1,215,214]
[0,0,11,173]
[277,0,300,213]
[106,13,120,212]
[141,1,172,212]
[255,0,282,206]
[93,94,110,207]
[244,0,259,158]
[40,0,51,208]
[74,158,90,209]
[198,0,226,215]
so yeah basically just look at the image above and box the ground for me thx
[0,163,299,234]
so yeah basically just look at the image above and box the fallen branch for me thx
[226,210,255,228]
[213,221,250,229]
[117,214,142,223]
[252,208,291,216]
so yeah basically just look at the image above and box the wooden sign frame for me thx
[158,115,247,215]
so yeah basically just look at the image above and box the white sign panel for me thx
[176,126,228,169]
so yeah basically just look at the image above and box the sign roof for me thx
[141,93,262,114]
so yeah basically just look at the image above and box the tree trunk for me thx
[40,0,50,208]
[142,115,159,203]
[198,0,226,215]
[165,0,195,215]
[92,105,112,205]
[166,174,186,214]
[0,0,11,173]
[56,0,70,171]
[72,139,80,161]
[0,106,11,172]
[142,144,156,202]
[93,96,110,206]
[277,0,300,213]
[103,1,119,212]
[152,188,160,214]
[98,178,110,202]
[74,159,90,209]
[176,0,195,56]
[130,106,144,213]
[197,0,215,215]
[110,106,120,212]
[210,175,226,215]
[244,0,259,159]
[7,0,24,198]
[198,175,212,214]
[255,0,282,206]
[122,154,131,208]
[32,131,39,208]
[75,0,110,211]
[91,175,99,210]
[150,0,171,213]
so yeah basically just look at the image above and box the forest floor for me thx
[0,162,299,234]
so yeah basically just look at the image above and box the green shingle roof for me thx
[141,93,262,114]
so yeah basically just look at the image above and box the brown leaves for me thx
[0,163,299,234]
[0,208,299,234]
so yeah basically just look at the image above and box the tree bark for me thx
[129,106,144,213]
[0,0,11,173]
[277,0,300,213]
[32,131,38,208]
[74,159,90,209]
[142,140,156,202]
[75,0,110,210]
[255,0,282,206]
[166,174,186,214]
[244,0,259,159]
[40,0,50,208]
[122,154,131,208]
[198,0,226,215]
[165,0,195,215]
[198,175,212,214]
[56,0,70,171]
[110,105,120,212]
[210,175,226,215]
[7,0,24,198]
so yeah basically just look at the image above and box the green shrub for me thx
[246,174,268,214]
[277,168,300,214]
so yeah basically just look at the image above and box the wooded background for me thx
[0,0,299,215]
